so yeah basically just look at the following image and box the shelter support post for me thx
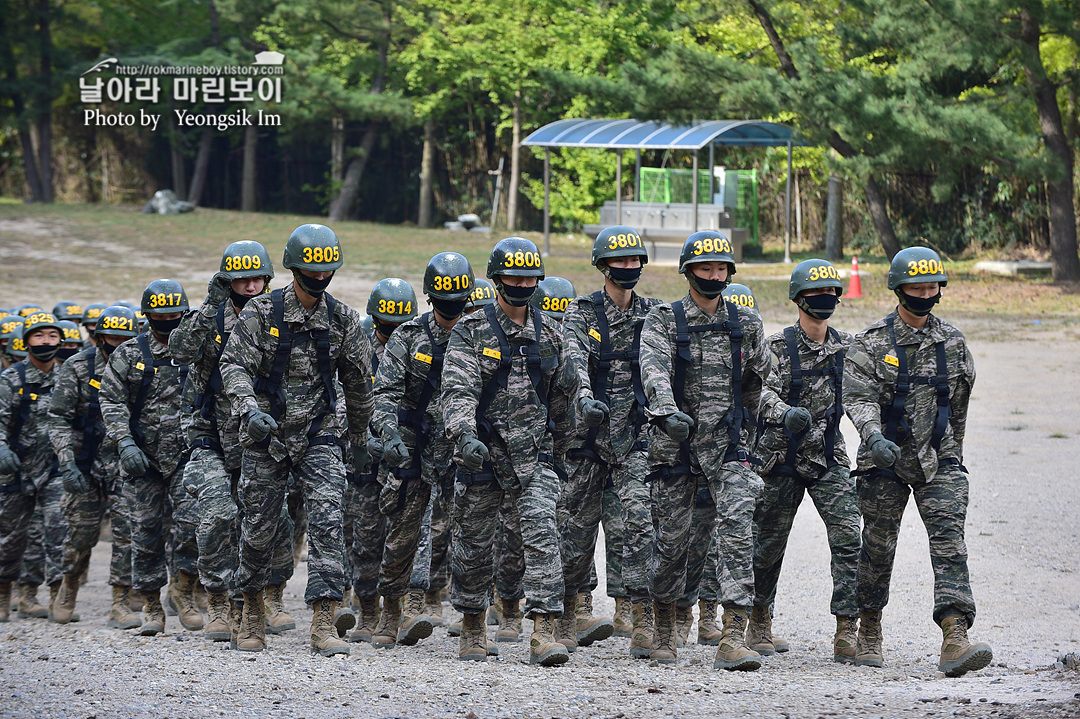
[784,140,792,263]
[708,144,715,203]
[692,152,699,232]
[543,148,551,256]
[635,149,641,202]
[615,148,623,223]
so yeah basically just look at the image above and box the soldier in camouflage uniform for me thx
[751,260,861,662]
[370,253,473,649]
[558,228,661,658]
[48,305,140,628]
[639,231,770,671]
[845,247,992,677]
[1,317,24,370]
[220,224,374,656]
[79,304,108,349]
[171,241,297,642]
[100,281,199,636]
[344,278,416,644]
[0,312,68,622]
[442,237,578,665]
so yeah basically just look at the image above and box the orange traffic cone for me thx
[847,256,863,298]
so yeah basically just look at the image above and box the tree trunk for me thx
[864,175,900,259]
[35,0,54,202]
[418,118,436,227]
[241,123,257,211]
[170,113,187,199]
[187,127,213,205]
[331,116,345,185]
[505,92,522,231]
[0,13,43,201]
[1020,10,1080,282]
[825,173,843,261]
[328,126,377,222]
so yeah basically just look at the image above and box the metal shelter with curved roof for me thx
[522,118,810,260]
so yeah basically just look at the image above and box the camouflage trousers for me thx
[61,450,131,586]
[452,464,564,616]
[494,491,524,601]
[652,461,762,608]
[754,465,860,617]
[184,447,293,594]
[560,451,652,603]
[409,484,452,593]
[677,476,720,608]
[0,478,66,587]
[123,463,197,592]
[600,480,626,597]
[18,503,45,586]
[237,444,346,603]
[344,477,386,600]
[288,472,307,564]
[857,464,975,626]
[378,475,453,597]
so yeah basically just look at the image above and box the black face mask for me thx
[97,339,120,357]
[688,274,727,299]
[28,342,60,361]
[295,271,333,297]
[605,266,642,290]
[148,316,182,337]
[798,293,840,320]
[373,318,399,340]
[897,289,940,317]
[231,289,257,309]
[430,298,467,320]
[499,283,536,307]
[56,346,81,362]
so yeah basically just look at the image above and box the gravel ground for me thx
[3,331,1079,719]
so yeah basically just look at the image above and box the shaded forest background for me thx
[1,0,1078,278]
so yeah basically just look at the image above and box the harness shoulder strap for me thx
[75,349,105,472]
[130,333,156,446]
[474,303,512,443]
[396,313,449,479]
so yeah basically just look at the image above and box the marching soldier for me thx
[639,231,770,670]
[219,224,374,656]
[844,247,991,676]
[48,305,140,628]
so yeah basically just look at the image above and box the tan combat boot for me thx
[697,599,722,645]
[236,591,266,652]
[107,586,142,629]
[348,595,380,643]
[204,592,232,641]
[139,590,167,636]
[487,593,502,626]
[938,613,992,677]
[675,604,693,648]
[398,590,434,646]
[164,576,179,616]
[447,616,462,637]
[834,615,858,663]
[458,611,487,661]
[650,602,678,664]
[530,613,570,666]
[855,610,884,667]
[16,584,47,618]
[263,582,296,634]
[424,591,445,627]
[495,595,522,643]
[371,595,402,648]
[629,600,655,659]
[51,575,80,624]
[555,596,578,652]
[612,596,633,637]
[332,601,355,638]
[310,598,350,657]
[747,605,776,656]
[194,582,208,611]
[0,582,10,623]
[713,607,762,671]
[173,572,205,631]
[341,587,353,611]
[575,592,614,646]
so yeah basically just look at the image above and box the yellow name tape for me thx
[414,352,433,365]
[483,347,501,360]
[89,379,101,389]
[269,327,280,337]
[884,354,899,367]
[588,328,602,342]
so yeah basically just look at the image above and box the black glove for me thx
[60,461,88,494]
[867,432,901,468]
[366,435,385,467]
[661,412,695,442]
[579,397,610,428]
[244,409,278,442]
[0,444,19,474]
[383,431,409,468]
[457,433,490,473]
[782,407,812,434]
[354,444,372,476]
[117,437,150,477]
[207,271,232,305]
